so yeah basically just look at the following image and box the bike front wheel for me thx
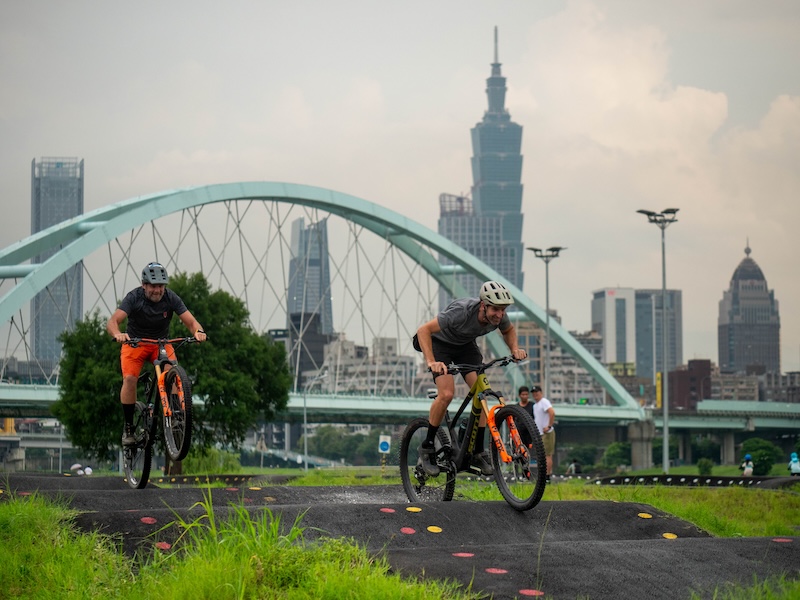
[123,401,155,489]
[399,417,456,503]
[490,405,547,511]
[162,365,193,461]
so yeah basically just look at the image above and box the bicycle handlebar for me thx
[123,336,204,349]
[436,355,518,375]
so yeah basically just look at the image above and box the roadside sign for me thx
[378,434,391,454]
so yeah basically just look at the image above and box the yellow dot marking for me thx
[662,533,678,539]
[263,496,276,502]
[406,507,423,513]
[427,526,442,533]
[249,487,262,491]
[638,512,653,519]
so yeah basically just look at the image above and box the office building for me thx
[438,28,524,307]
[591,288,636,365]
[718,243,780,374]
[634,289,683,381]
[30,157,84,371]
[592,287,681,380]
[286,217,334,385]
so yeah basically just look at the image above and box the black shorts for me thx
[430,338,482,382]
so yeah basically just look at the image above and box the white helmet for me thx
[479,281,514,307]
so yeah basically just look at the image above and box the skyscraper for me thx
[286,217,334,383]
[634,289,683,381]
[30,157,84,371]
[718,243,780,374]
[591,288,637,365]
[591,287,682,376]
[438,27,524,307]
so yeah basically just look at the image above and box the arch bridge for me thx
[1,182,641,422]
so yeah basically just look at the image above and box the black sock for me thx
[476,427,485,451]
[423,424,439,447]
[122,403,134,427]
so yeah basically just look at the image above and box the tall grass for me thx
[0,489,480,600]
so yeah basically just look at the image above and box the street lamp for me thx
[637,208,679,474]
[302,370,328,474]
[526,246,566,395]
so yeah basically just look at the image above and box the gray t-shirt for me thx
[433,297,511,346]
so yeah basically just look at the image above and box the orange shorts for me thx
[120,343,176,378]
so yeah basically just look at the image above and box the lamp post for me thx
[527,246,566,395]
[637,208,679,473]
[302,370,328,474]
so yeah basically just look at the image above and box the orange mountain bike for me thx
[399,356,547,511]
[122,337,199,489]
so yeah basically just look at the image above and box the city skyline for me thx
[1,2,798,371]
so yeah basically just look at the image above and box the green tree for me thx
[167,272,292,450]
[741,437,783,476]
[601,441,631,469]
[565,444,598,468]
[51,312,120,462]
[54,272,292,460]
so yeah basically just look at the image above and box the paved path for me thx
[2,474,798,599]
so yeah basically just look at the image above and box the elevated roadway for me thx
[2,382,798,431]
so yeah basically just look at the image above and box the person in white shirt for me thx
[531,386,556,482]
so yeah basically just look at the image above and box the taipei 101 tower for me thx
[438,27,525,308]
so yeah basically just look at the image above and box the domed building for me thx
[717,243,780,374]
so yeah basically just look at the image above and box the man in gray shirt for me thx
[415,281,527,476]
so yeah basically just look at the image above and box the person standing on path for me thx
[530,385,556,482]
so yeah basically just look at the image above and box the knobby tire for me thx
[124,401,155,489]
[490,404,547,511]
[399,417,456,503]
[163,365,193,462]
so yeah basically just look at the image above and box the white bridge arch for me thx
[0,182,642,420]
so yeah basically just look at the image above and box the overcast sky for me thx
[1,1,799,372]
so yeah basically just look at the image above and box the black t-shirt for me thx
[118,287,188,339]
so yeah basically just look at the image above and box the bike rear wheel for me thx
[490,405,547,511]
[399,417,456,503]
[162,365,193,461]
[123,401,155,489]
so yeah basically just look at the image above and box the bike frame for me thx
[133,338,188,418]
[444,357,527,474]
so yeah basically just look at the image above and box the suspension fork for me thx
[483,395,526,464]
[155,364,176,418]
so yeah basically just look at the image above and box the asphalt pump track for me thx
[2,473,798,599]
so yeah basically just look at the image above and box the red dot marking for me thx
[140,517,158,525]
[452,552,475,558]
[485,568,509,574]
[18,492,31,496]
[518,589,545,597]
[380,508,396,513]
[155,541,172,551]
[772,538,793,543]
[400,527,416,535]
[226,487,238,492]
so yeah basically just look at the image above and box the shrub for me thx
[697,458,713,475]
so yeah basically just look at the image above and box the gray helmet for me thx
[141,262,169,285]
[479,281,513,306]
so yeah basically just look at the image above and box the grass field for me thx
[1,470,798,599]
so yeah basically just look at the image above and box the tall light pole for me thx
[302,370,328,474]
[527,246,566,395]
[637,208,679,474]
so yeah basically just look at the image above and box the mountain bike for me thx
[399,356,547,511]
[122,337,199,489]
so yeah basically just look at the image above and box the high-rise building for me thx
[718,243,780,374]
[592,287,681,378]
[286,217,334,384]
[287,217,333,335]
[634,289,683,381]
[30,157,84,371]
[591,288,636,365]
[438,27,524,308]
